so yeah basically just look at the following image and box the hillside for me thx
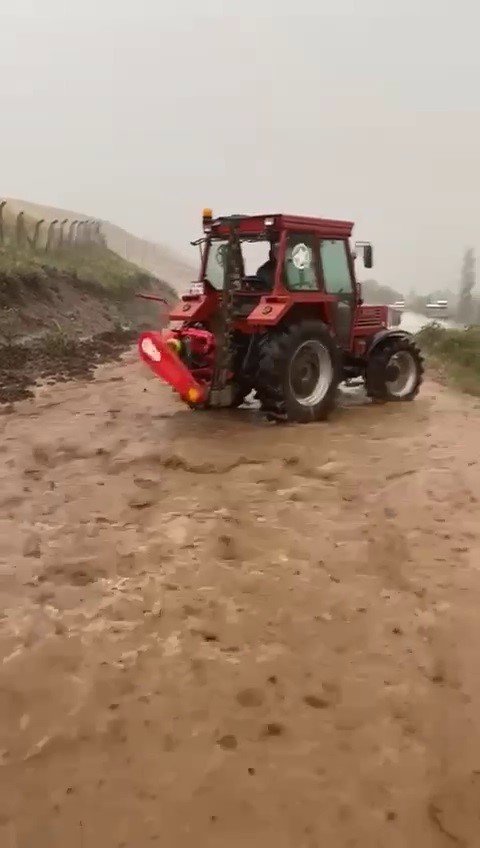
[6,198,195,293]
[0,201,181,402]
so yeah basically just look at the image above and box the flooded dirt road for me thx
[1,354,480,847]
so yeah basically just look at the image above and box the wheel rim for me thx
[288,340,333,406]
[386,350,418,397]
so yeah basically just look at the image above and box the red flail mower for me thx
[139,210,423,423]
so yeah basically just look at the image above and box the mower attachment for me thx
[138,331,206,405]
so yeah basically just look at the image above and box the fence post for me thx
[33,219,45,249]
[28,218,45,249]
[45,219,58,252]
[58,218,69,249]
[15,211,27,248]
[68,220,78,245]
[0,200,6,245]
[77,220,88,245]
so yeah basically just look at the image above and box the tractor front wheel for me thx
[366,336,424,402]
[255,321,341,423]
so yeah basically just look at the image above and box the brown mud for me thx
[0,356,480,847]
[0,329,137,405]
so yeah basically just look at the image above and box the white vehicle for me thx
[426,300,449,317]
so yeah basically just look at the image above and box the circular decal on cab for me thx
[292,243,311,270]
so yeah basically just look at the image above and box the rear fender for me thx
[246,298,330,328]
[169,292,216,323]
[246,296,290,326]
[367,329,413,355]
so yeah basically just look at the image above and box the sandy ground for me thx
[1,355,480,847]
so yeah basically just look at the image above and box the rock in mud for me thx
[314,461,345,480]
[23,533,41,558]
[128,494,154,510]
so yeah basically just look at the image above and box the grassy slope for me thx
[5,198,195,292]
[0,240,165,297]
[0,204,171,294]
[416,324,480,396]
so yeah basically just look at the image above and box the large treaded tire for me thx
[366,336,424,402]
[254,321,341,423]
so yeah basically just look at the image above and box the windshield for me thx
[204,239,273,289]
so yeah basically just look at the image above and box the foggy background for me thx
[1,0,479,293]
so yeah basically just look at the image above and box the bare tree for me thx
[86,219,96,244]
[457,248,476,324]
[94,220,103,244]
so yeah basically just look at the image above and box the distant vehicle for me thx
[426,300,449,318]
[389,300,405,327]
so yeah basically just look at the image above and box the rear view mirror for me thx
[363,244,373,269]
[354,240,373,269]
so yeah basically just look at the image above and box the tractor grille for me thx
[354,306,387,327]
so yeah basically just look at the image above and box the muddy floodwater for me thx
[1,351,480,847]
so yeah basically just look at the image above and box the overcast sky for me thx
[1,0,479,293]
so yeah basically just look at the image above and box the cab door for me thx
[319,239,355,348]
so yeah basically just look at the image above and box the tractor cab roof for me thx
[204,213,354,240]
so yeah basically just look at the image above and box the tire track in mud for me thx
[0,357,480,846]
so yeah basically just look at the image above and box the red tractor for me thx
[138,210,423,423]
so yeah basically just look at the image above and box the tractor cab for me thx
[194,209,372,298]
[184,210,377,342]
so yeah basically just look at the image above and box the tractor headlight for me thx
[166,337,182,354]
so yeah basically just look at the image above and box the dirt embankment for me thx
[1,358,480,847]
[0,262,173,404]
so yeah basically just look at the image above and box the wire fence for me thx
[0,200,106,253]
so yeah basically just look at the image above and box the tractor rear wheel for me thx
[255,321,341,423]
[366,336,424,402]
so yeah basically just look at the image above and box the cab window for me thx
[320,239,353,295]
